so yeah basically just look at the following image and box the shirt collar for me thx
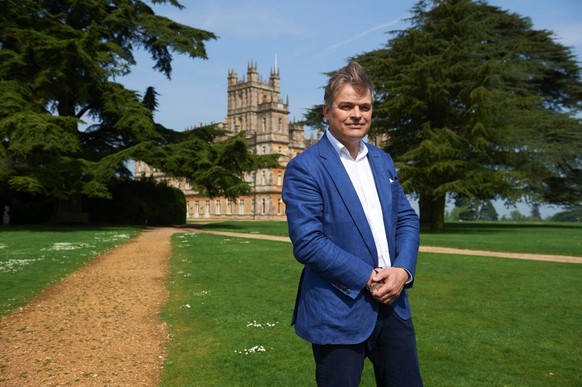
[326,130,368,161]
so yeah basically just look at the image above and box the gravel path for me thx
[191,230,582,264]
[0,227,179,386]
[0,226,579,386]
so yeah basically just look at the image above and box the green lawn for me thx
[1,222,580,385]
[191,220,582,257]
[0,225,141,316]
[162,229,582,386]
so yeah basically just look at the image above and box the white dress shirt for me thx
[326,130,391,269]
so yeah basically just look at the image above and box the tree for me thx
[480,200,498,221]
[0,0,273,218]
[350,0,582,231]
[549,205,582,222]
[529,203,542,221]
[453,197,498,221]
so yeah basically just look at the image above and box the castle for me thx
[135,62,311,220]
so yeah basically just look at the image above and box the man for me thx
[282,61,423,386]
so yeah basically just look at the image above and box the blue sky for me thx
[121,0,581,217]
[122,0,581,130]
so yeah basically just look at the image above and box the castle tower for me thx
[137,62,307,221]
[222,62,305,219]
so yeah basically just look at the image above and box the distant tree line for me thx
[445,199,581,222]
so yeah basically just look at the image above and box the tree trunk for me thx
[418,195,433,226]
[430,195,446,231]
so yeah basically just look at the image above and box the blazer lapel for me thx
[368,148,394,264]
[368,149,393,220]
[317,137,378,261]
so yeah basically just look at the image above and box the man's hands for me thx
[367,267,409,304]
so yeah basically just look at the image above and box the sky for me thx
[120,0,582,217]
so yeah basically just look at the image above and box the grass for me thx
[162,227,582,386]
[161,233,312,386]
[1,221,580,385]
[413,253,581,386]
[0,225,141,316]
[420,222,582,257]
[191,220,582,257]
[188,220,290,237]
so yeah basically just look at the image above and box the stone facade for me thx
[135,62,310,220]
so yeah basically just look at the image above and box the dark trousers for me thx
[312,305,423,387]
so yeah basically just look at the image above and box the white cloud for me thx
[326,19,403,51]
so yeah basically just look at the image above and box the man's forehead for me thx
[334,84,373,104]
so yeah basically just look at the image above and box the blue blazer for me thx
[282,134,420,345]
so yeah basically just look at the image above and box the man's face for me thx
[323,84,372,148]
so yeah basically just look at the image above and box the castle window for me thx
[277,172,282,186]
[194,201,200,217]
[262,117,266,132]
[261,170,266,185]
[227,199,233,215]
[278,198,282,215]
[261,199,266,214]
[239,199,244,215]
[215,200,221,215]
[278,118,282,131]
[205,200,210,218]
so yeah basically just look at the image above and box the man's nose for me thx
[350,107,362,119]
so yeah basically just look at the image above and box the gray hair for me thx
[323,61,374,109]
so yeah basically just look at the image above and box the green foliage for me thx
[351,0,582,230]
[0,0,225,203]
[452,197,498,221]
[140,125,280,198]
[550,205,582,222]
[299,104,326,136]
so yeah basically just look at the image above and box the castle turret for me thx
[247,61,259,83]
[270,67,280,90]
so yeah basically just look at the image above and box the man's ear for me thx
[322,105,329,121]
